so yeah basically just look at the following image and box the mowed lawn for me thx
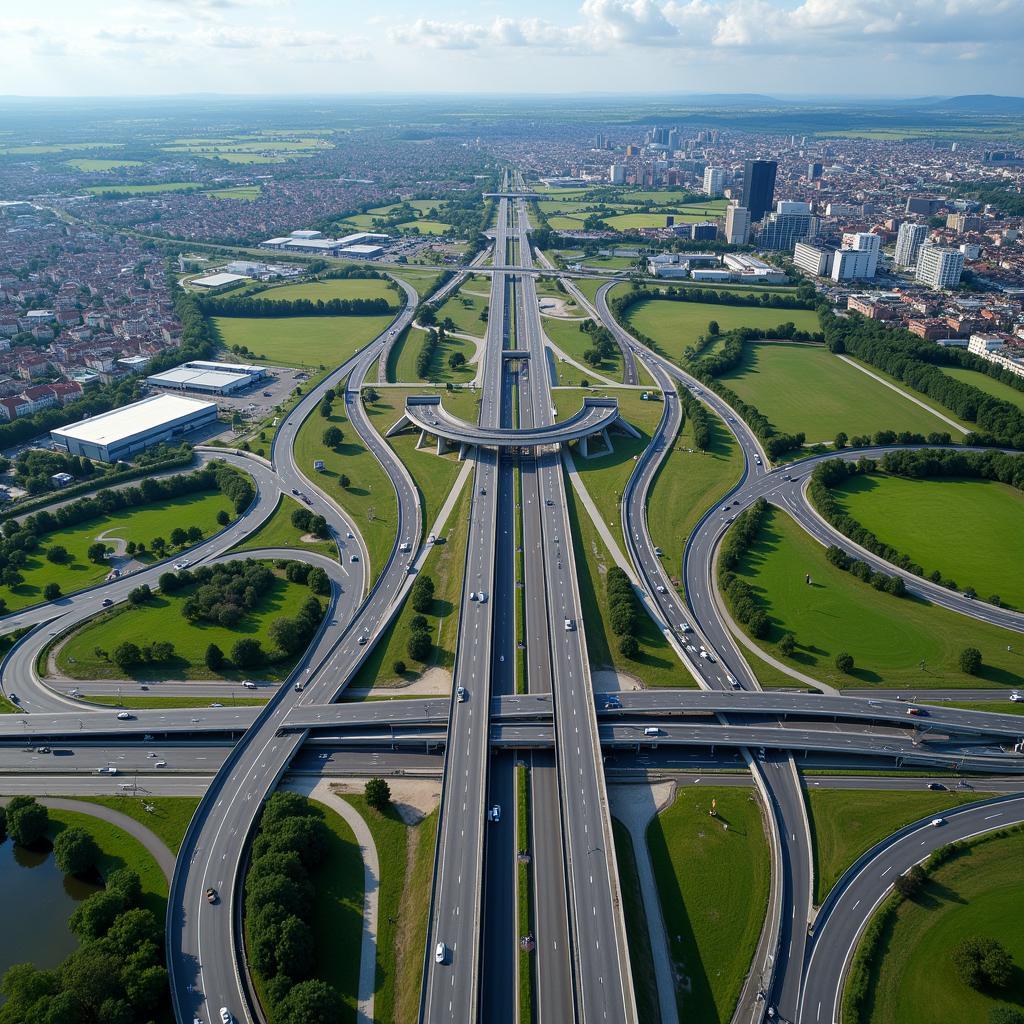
[941,365,1024,414]
[57,570,312,681]
[717,343,960,441]
[211,313,394,368]
[805,787,986,905]
[854,829,1024,1024]
[2,489,235,612]
[248,278,396,303]
[544,315,622,383]
[387,326,476,385]
[626,298,821,363]
[434,291,487,337]
[648,412,744,593]
[647,786,769,1023]
[834,473,1024,608]
[731,506,1024,690]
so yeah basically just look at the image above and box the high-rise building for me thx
[702,166,725,197]
[895,222,928,268]
[609,163,626,185]
[915,245,965,290]
[838,232,880,278]
[757,201,816,250]
[724,204,751,245]
[741,159,777,221]
[692,222,718,241]
[793,242,832,276]
[807,162,823,180]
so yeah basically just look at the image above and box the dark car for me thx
[206,887,218,904]
[927,782,946,791]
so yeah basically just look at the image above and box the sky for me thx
[3,0,1024,98]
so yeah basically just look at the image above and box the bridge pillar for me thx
[416,430,428,450]
[601,427,613,453]
[579,434,589,459]
[436,435,448,456]
[615,415,642,440]
[458,443,470,461]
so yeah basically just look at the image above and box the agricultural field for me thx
[729,506,1024,690]
[1,489,236,613]
[247,277,396,304]
[716,343,962,442]
[66,158,144,171]
[161,134,332,163]
[0,142,124,155]
[805,787,986,905]
[210,313,394,368]
[206,185,262,200]
[86,181,203,195]
[56,568,314,681]
[941,365,1024,414]
[833,473,1024,608]
[647,786,770,1023]
[851,829,1024,1024]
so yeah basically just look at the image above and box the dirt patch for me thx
[348,665,452,697]
[539,296,586,319]
[592,668,645,692]
[330,779,440,825]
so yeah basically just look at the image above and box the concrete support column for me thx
[579,434,589,458]
[416,430,427,450]
[436,435,448,456]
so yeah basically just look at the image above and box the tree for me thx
[158,571,180,593]
[407,631,431,662]
[365,777,391,811]
[87,542,108,564]
[834,431,848,449]
[205,643,225,670]
[893,864,926,899]
[393,660,406,675]
[778,633,796,657]
[707,320,720,335]
[151,536,166,555]
[217,509,230,526]
[231,638,264,668]
[43,582,61,601]
[128,584,151,606]
[112,642,141,670]
[339,474,350,489]
[952,936,1014,990]
[274,979,346,1024]
[53,827,100,877]
[448,351,466,369]
[46,544,70,564]
[6,796,48,847]
[307,567,330,595]
[319,399,332,419]
[990,1009,1024,1024]
[618,634,640,658]
[363,387,379,403]
[169,527,187,547]
[835,651,855,674]
[322,426,343,448]
[959,646,982,675]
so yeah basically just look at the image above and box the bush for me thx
[778,633,796,657]
[46,545,70,564]
[951,936,1014,990]
[53,827,100,877]
[990,1009,1024,1024]
[231,638,264,668]
[959,646,982,675]
[618,634,639,658]
[392,660,406,675]
[43,582,61,601]
[112,642,141,670]
[893,864,926,898]
[365,777,391,811]
[205,643,225,671]
[835,651,855,674]
[407,630,431,662]
[87,542,108,564]
[6,796,49,847]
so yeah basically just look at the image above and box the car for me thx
[210,702,224,708]
[654,546,663,556]
[220,1009,232,1024]
[38,746,51,754]
[206,887,218,904]
[97,767,118,775]
[699,650,709,659]
[428,533,436,544]
[350,554,359,563]
[906,707,924,716]
[930,818,945,827]
[116,711,132,720]
[8,693,18,704]
[242,681,257,689]
[155,760,167,768]
[457,687,467,702]
[357,636,368,646]
[291,488,299,495]
[399,541,411,552]
[294,683,304,692]
[545,499,554,507]
[656,585,667,594]
[478,592,488,603]
[927,782,946,791]
[488,805,501,823]
[678,622,691,634]
[435,942,447,964]
[102,598,113,607]
[643,727,660,736]
[469,591,478,601]
[480,487,486,495]
[174,560,189,570]
[68,688,81,697]
[707,654,717,664]
[148,752,158,758]
[1011,692,1024,703]
[262,390,272,397]
[564,618,574,631]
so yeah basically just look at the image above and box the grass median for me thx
[231,493,337,560]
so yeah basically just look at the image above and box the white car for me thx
[1011,692,1023,703]
[155,761,167,768]
[399,541,411,552]
[435,942,447,964]
[478,592,488,603]
[699,650,709,659]
[116,711,132,720]
[930,818,945,827]
[469,591,478,601]
[174,560,189,570]
[242,681,257,689]
[358,636,368,646]
[457,687,467,702]
[488,805,501,823]
[656,585,667,594]
[220,1009,233,1024]
[678,622,691,634]
[97,767,118,775]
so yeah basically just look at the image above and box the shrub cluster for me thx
[606,566,641,658]
[245,793,346,1024]
[416,327,441,378]
[180,560,276,628]
[717,498,771,639]
[678,388,711,450]
[290,507,329,539]
[824,544,906,596]
[579,319,619,367]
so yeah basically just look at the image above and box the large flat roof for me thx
[192,272,248,288]
[52,394,216,446]
[148,367,250,390]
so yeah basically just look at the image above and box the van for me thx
[643,727,660,736]
[564,618,574,631]
[97,767,118,775]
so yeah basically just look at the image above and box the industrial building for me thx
[191,272,249,289]
[147,360,266,396]
[50,394,219,462]
[261,230,389,255]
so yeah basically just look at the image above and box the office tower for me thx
[609,163,626,185]
[808,162,823,180]
[692,222,718,241]
[666,215,675,227]
[831,234,880,280]
[905,195,942,216]
[915,245,965,290]
[741,159,777,221]
[757,202,816,250]
[702,166,725,197]
[667,128,680,151]
[895,222,928,268]
[725,204,751,244]
[793,242,831,276]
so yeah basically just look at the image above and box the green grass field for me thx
[206,186,261,200]
[388,327,476,384]
[211,313,394,369]
[647,786,770,1023]
[81,694,266,709]
[717,343,963,441]
[388,268,446,299]
[730,506,1024,690]
[86,182,202,195]
[76,796,199,854]
[340,793,437,1024]
[566,480,689,688]
[248,278,395,304]
[554,388,666,552]
[648,411,744,593]
[67,158,144,171]
[849,829,1024,1024]
[349,477,469,691]
[805,787,986,905]
[48,808,167,921]
[941,366,1024,414]
[544,315,622,383]
[57,569,313,681]
[2,489,235,613]
[232,494,337,559]
[625,297,820,362]
[309,798,364,1014]
[834,473,1024,608]
[434,291,487,338]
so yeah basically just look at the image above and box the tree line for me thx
[612,284,817,317]
[0,796,169,1024]
[606,566,642,658]
[199,295,395,319]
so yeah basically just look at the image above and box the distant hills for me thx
[924,94,1024,113]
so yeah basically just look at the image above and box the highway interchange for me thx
[0,171,1022,1024]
